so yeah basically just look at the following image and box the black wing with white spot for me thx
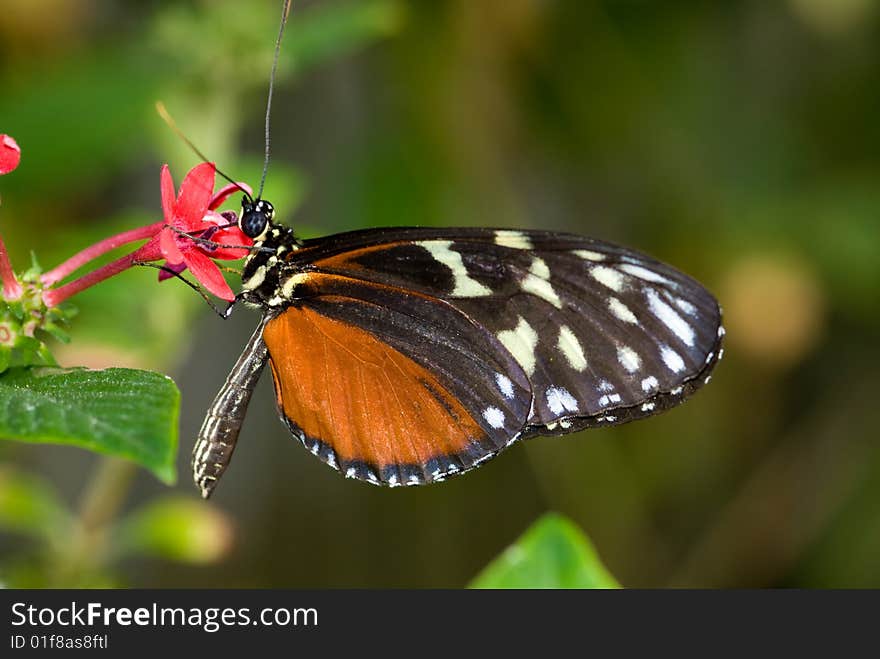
[266,226,723,484]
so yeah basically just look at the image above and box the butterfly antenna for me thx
[168,225,275,254]
[133,261,230,319]
[258,0,293,200]
[156,101,254,202]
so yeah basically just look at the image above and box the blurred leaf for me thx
[470,513,620,589]
[0,49,164,198]
[723,180,880,323]
[0,367,179,484]
[286,0,405,73]
[115,497,233,565]
[153,0,402,101]
[0,467,70,538]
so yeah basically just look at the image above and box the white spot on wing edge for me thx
[641,376,659,393]
[557,325,587,372]
[418,240,492,297]
[546,386,579,415]
[619,263,674,286]
[482,406,506,429]
[674,297,698,316]
[598,393,622,407]
[646,288,696,347]
[494,230,533,250]
[660,345,686,373]
[497,316,539,376]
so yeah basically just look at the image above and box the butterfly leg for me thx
[192,318,269,498]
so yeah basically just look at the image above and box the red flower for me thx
[1,134,23,299]
[0,134,21,175]
[156,162,251,300]
[39,162,253,307]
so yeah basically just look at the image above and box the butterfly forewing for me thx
[301,228,722,423]
[253,227,723,486]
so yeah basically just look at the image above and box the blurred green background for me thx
[1,0,879,588]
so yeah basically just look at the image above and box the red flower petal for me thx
[160,226,185,264]
[211,226,252,260]
[130,234,164,264]
[209,181,253,210]
[202,210,229,226]
[157,261,187,282]
[183,248,234,301]
[174,162,216,230]
[160,165,175,221]
[0,135,21,175]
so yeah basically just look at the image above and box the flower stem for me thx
[50,457,136,587]
[42,253,135,307]
[41,221,164,285]
[78,457,136,534]
[0,233,22,300]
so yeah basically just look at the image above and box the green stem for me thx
[50,457,136,587]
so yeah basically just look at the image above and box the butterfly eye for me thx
[239,199,273,238]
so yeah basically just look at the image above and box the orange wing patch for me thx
[263,304,490,486]
[308,242,406,271]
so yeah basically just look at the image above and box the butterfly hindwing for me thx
[261,277,533,485]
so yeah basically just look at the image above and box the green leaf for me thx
[0,467,70,539]
[0,367,179,484]
[469,513,621,589]
[0,48,163,200]
[115,497,233,565]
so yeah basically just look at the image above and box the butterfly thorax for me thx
[240,222,305,308]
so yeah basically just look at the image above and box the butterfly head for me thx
[239,197,275,241]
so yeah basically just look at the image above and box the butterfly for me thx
[188,0,723,498]
[191,199,723,497]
